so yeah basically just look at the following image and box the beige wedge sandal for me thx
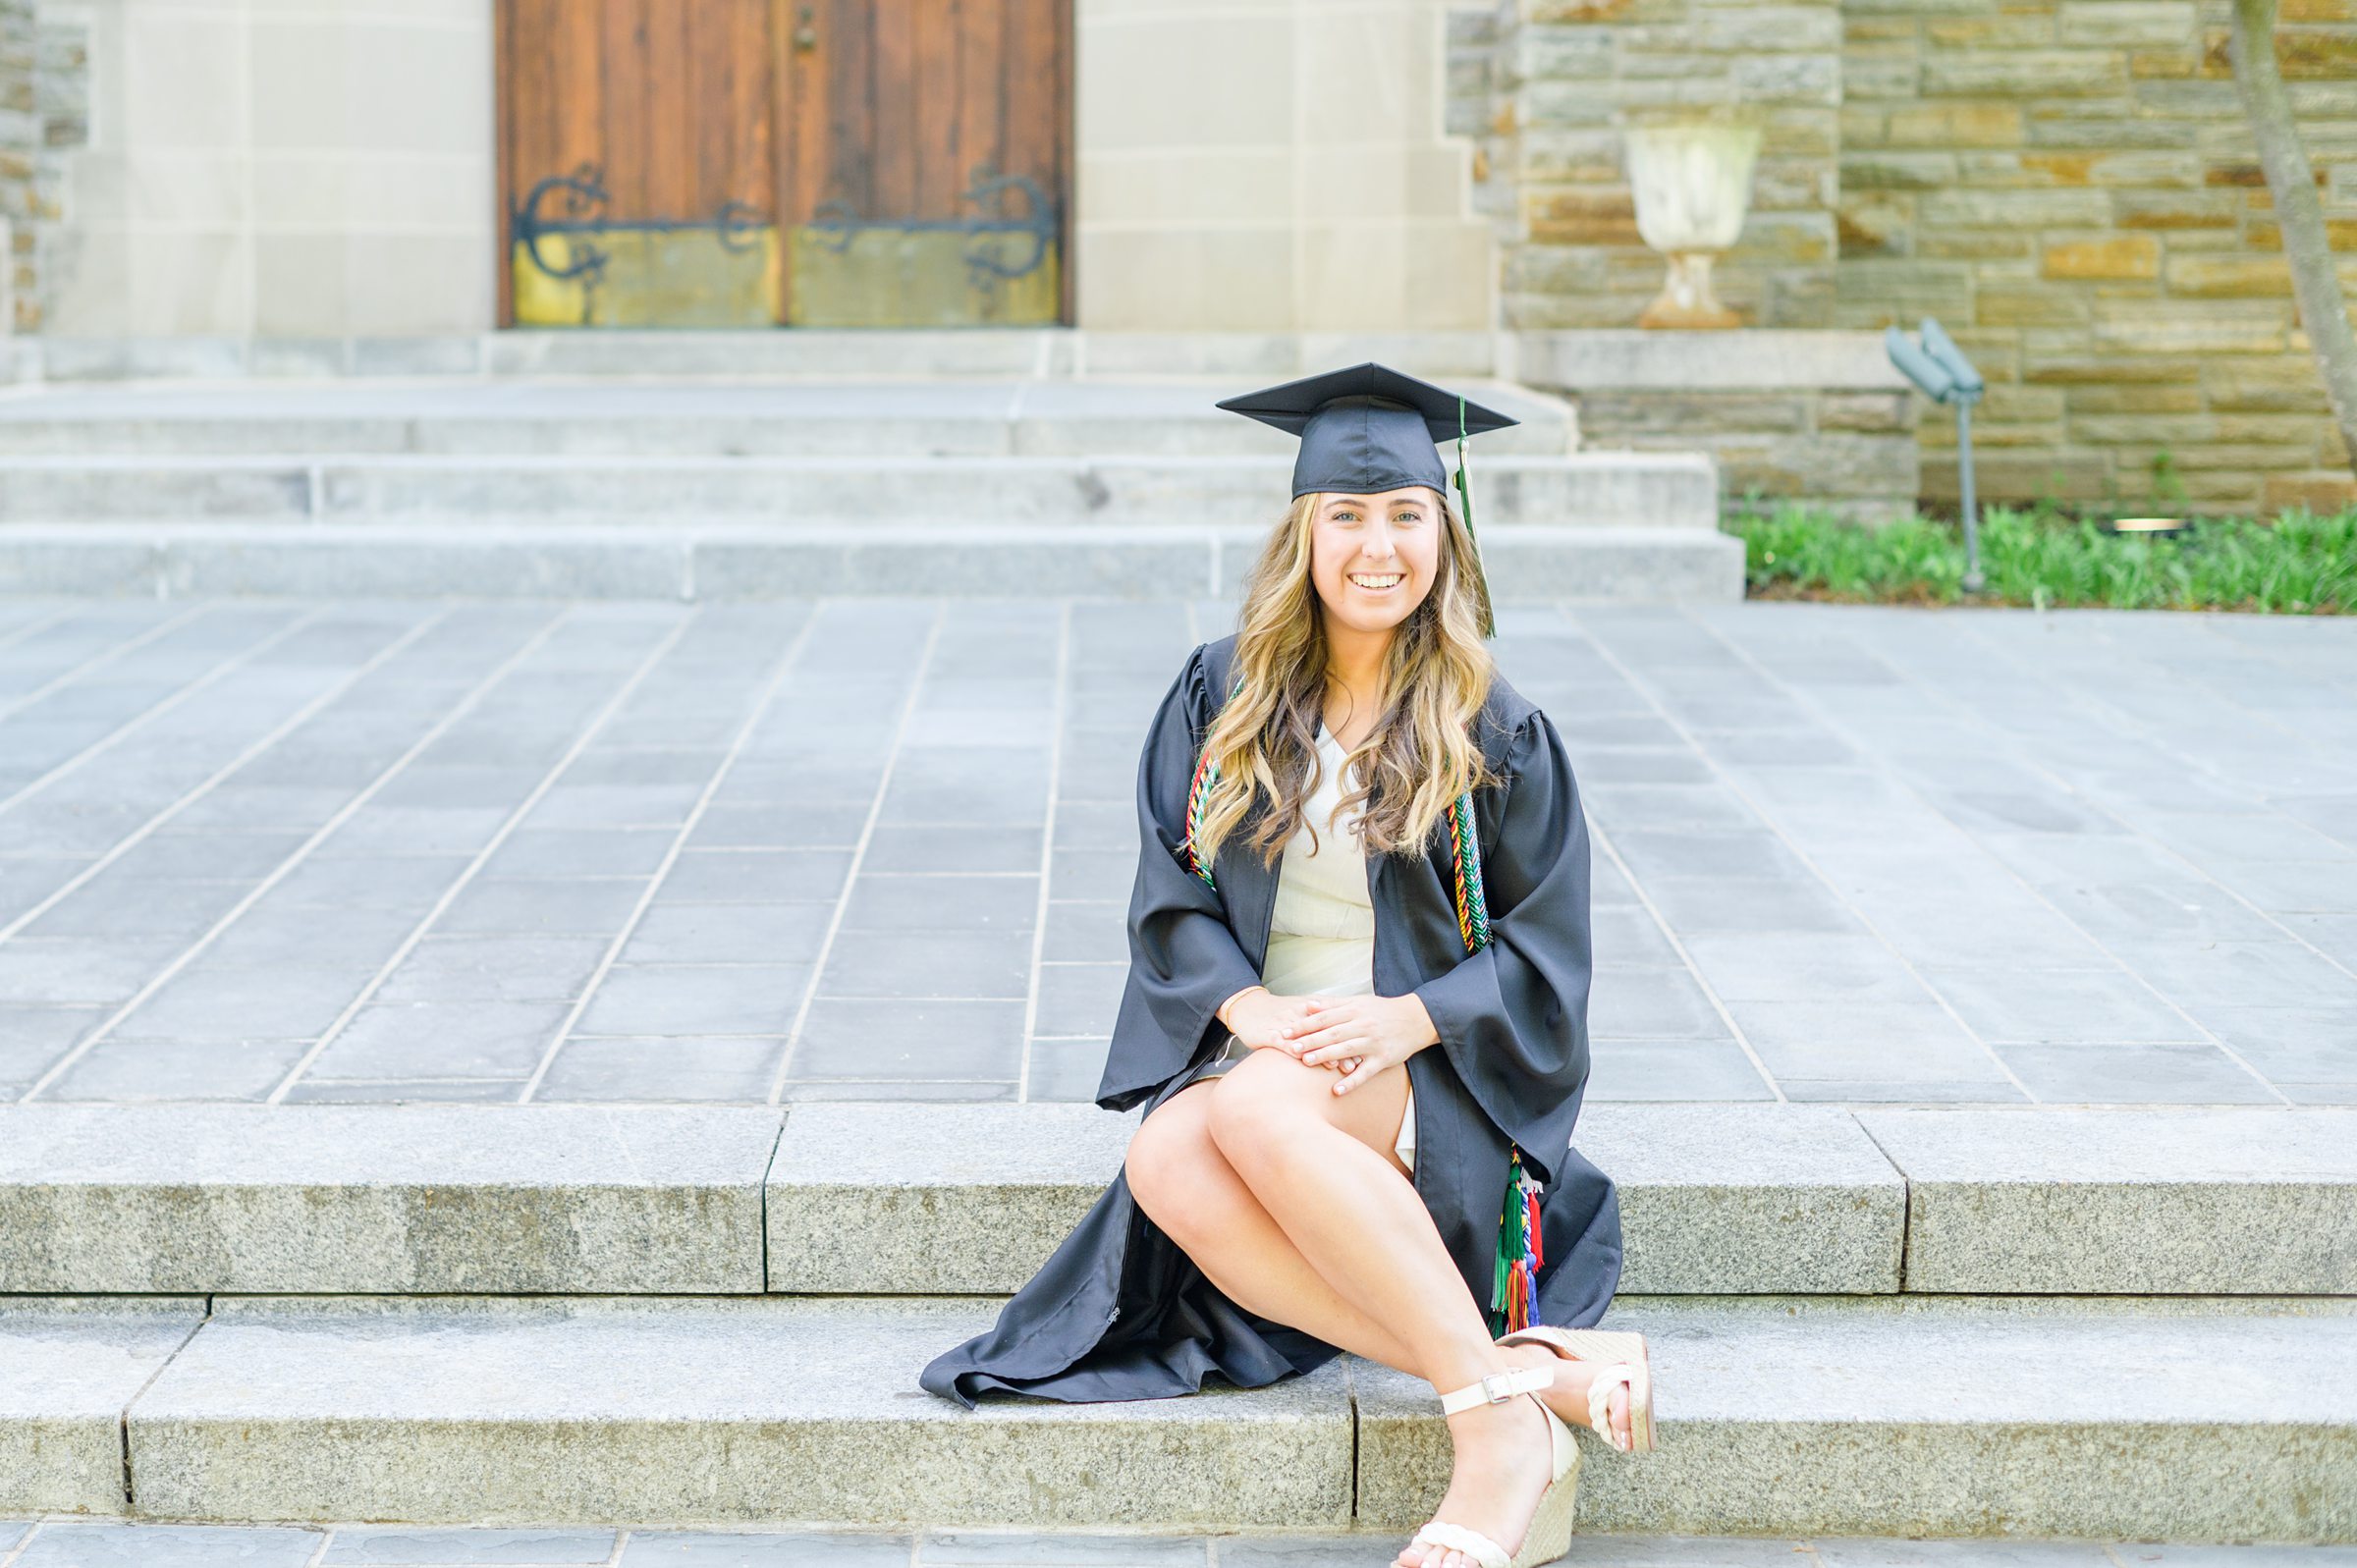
[1494,1326,1656,1455]
[1402,1363,1583,1568]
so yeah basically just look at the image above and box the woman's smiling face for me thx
[1308,486,1445,637]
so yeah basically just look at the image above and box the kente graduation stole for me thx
[1179,690,1546,1337]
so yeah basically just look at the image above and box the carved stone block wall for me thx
[0,0,31,332]
[1838,0,2357,513]
[1477,0,1845,331]
[1487,0,2357,513]
[0,2,85,335]
[1518,327,1921,520]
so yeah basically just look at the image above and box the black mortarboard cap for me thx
[1216,361,1518,499]
[1216,361,1513,635]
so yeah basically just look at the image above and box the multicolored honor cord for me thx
[1178,679,1541,1335]
[1181,681,1478,924]
[1179,676,1247,888]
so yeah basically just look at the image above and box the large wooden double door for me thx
[497,0,1069,328]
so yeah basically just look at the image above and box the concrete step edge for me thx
[8,1292,2351,1536]
[12,326,1525,384]
[0,1105,2349,1297]
[0,520,1733,542]
[0,452,1694,475]
[0,525,1748,604]
[0,458,1722,530]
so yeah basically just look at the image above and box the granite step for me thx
[767,1103,1908,1297]
[9,1293,2349,1538]
[0,520,1747,603]
[1,1105,2350,1299]
[0,380,1582,459]
[0,451,1707,528]
[0,377,1724,600]
[8,325,1510,384]
[11,1526,2334,1568]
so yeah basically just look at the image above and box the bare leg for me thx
[1202,1049,1567,1568]
[1133,1071,1634,1450]
[1127,1073,1427,1379]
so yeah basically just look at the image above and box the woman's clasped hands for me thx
[1217,985,1441,1096]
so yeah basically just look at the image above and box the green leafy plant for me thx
[1727,502,2355,614]
[2146,449,2190,513]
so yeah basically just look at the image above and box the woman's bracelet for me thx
[1216,985,1267,1028]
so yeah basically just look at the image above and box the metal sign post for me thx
[1886,318,1988,594]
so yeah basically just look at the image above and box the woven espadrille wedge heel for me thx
[1494,1326,1656,1454]
[1402,1363,1583,1568]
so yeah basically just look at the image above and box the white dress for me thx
[1207,725,1415,1172]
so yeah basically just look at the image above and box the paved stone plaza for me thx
[0,594,2350,1108]
[1,1525,2346,1568]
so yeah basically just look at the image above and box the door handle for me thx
[793,5,817,50]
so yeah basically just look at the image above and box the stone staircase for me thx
[0,378,1740,601]
[3,1102,2353,1538]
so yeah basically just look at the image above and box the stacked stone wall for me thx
[1479,0,1847,330]
[0,1,83,336]
[1485,0,2357,514]
[0,0,29,331]
[1571,381,1921,517]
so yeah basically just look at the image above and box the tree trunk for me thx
[2229,0,2357,491]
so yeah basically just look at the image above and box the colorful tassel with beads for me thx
[1487,1143,1547,1336]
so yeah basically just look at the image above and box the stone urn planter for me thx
[1622,119,1764,329]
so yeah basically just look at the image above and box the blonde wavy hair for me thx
[1188,486,1497,870]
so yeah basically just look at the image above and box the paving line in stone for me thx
[0,601,443,947]
[1015,603,1073,1104]
[1697,608,2295,1103]
[0,603,323,814]
[1993,613,2343,798]
[2102,610,2357,725]
[517,606,822,1102]
[0,592,74,614]
[2183,612,2357,709]
[1502,611,1784,1099]
[265,606,698,1103]
[1919,612,2335,829]
[2023,618,2312,782]
[1569,606,2036,1105]
[1580,806,1783,1104]
[1999,608,2357,811]
[0,601,214,723]
[18,603,575,1094]
[1866,614,2343,1090]
[2200,614,2357,702]
[0,601,79,653]
[1841,610,2285,821]
[764,605,948,1105]
[5,1528,2356,1568]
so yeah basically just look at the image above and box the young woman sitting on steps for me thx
[918,362,1655,1568]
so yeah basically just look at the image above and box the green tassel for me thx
[1453,394,1497,639]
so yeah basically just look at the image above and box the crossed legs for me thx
[1126,1046,1427,1377]
[1124,1046,1624,1568]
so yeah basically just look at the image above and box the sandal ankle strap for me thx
[1438,1363,1554,1416]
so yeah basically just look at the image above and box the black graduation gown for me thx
[917,632,1623,1408]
